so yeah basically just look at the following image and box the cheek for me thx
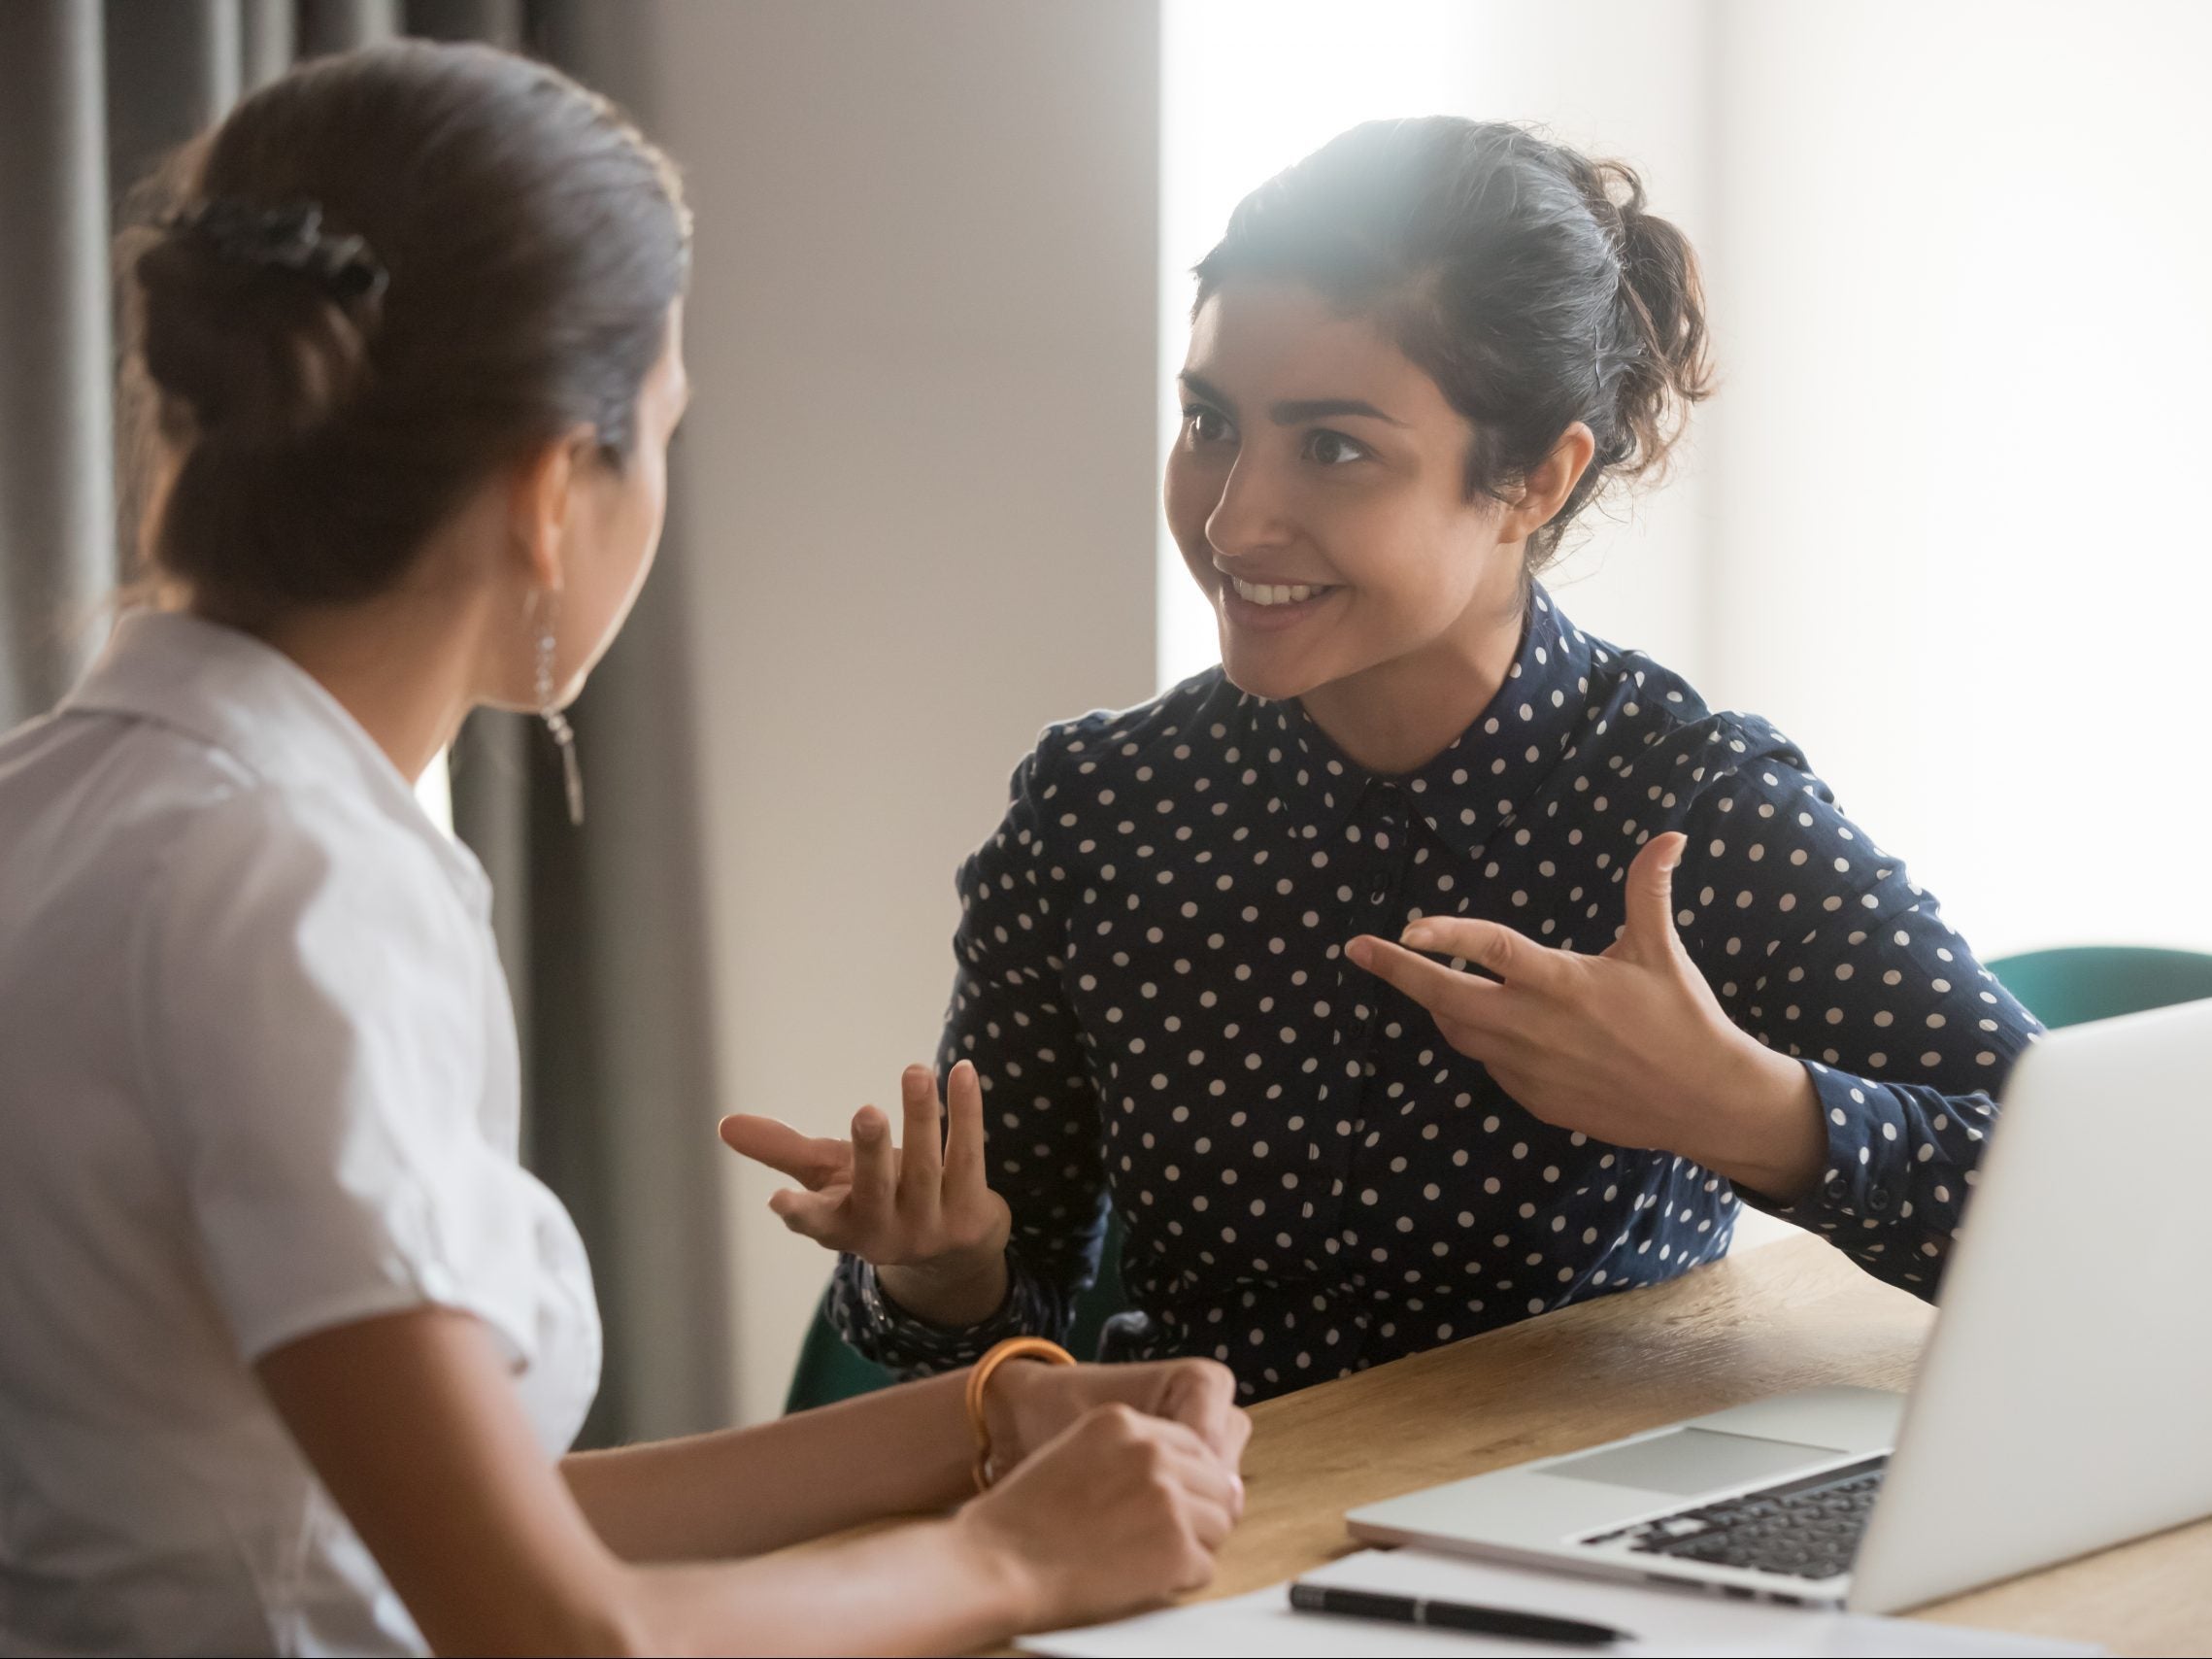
[1162,453,1218,565]
[1344,497,1496,609]
[606,447,667,585]
[571,457,668,659]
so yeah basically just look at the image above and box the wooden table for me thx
[1193,1234,2211,1656]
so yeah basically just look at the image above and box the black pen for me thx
[1288,1581,1633,1646]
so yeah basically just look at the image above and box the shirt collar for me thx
[62,610,491,914]
[1254,583,1599,861]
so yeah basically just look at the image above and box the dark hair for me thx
[120,41,690,619]
[1192,118,1712,570]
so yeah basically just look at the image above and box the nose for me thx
[1205,449,1293,565]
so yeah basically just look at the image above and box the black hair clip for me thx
[173,198,388,304]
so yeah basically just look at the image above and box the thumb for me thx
[1619,831,1690,962]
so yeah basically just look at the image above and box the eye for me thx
[1183,405,1235,446]
[1302,428,1369,466]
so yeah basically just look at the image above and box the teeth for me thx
[1230,576,1328,607]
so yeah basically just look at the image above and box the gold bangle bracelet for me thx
[964,1337,1077,1492]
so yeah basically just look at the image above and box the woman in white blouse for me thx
[0,42,1247,1659]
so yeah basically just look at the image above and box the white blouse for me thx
[0,612,600,1657]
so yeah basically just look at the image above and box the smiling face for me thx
[1164,279,1529,705]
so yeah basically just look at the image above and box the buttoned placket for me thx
[1305,775,1422,1360]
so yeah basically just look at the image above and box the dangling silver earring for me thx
[531,592,585,827]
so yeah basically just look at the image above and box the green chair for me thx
[783,1213,1128,1414]
[1987,945,2212,1031]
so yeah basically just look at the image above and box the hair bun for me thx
[1572,156,1713,485]
[133,198,385,449]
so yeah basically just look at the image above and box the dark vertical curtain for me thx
[0,0,729,1448]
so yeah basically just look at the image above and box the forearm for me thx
[561,1370,976,1561]
[621,1515,1033,1658]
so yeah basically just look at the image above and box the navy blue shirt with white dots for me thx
[833,586,2039,1401]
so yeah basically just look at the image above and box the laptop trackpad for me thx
[1547,1427,1834,1496]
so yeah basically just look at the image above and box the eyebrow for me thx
[1179,373,1407,428]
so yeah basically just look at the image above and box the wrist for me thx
[945,1504,1049,1638]
[879,1244,1012,1329]
[977,1350,1075,1473]
[1690,1035,1827,1202]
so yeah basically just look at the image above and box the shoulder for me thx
[1561,624,1826,818]
[130,781,501,1153]
[961,671,1247,893]
[144,779,484,1001]
[1017,667,1246,799]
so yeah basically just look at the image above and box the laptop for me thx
[1347,996,2212,1614]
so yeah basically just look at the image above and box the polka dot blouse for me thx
[832,586,2040,1402]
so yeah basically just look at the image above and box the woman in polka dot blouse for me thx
[723,118,2039,1403]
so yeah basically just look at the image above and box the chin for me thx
[1217,642,1324,703]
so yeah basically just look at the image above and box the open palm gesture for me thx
[719,1061,1013,1316]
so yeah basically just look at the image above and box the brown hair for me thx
[120,40,690,620]
[1192,118,1713,570]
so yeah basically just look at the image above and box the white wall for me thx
[1704,0,2212,958]
[654,1,1162,1423]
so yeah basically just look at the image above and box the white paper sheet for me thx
[1016,1548,2104,1658]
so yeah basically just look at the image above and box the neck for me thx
[1297,573,1529,776]
[206,575,498,785]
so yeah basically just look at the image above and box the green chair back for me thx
[783,1212,1128,1414]
[1988,945,2212,1032]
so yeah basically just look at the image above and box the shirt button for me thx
[1823,1172,1850,1202]
[1868,1185,1893,1211]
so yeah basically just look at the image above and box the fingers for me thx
[1152,1360,1248,1468]
[942,1060,988,1193]
[896,1065,943,1205]
[849,1104,896,1218]
[1139,1417,1245,1543]
[1398,914,1557,988]
[1346,935,1514,1031]
[717,1115,852,1190]
[766,1185,851,1244]
[1620,831,1690,960]
[1172,1478,1239,1553]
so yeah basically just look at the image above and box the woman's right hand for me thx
[718,1060,1014,1326]
[954,1404,1245,1631]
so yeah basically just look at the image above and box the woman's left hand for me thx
[1346,831,1827,1199]
[984,1357,1251,1486]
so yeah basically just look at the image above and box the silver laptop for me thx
[1348,996,2212,1614]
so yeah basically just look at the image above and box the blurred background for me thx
[4,0,2207,1434]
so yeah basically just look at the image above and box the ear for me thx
[505,426,594,593]
[1498,422,1596,545]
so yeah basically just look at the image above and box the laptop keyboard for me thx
[1586,1454,1889,1582]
